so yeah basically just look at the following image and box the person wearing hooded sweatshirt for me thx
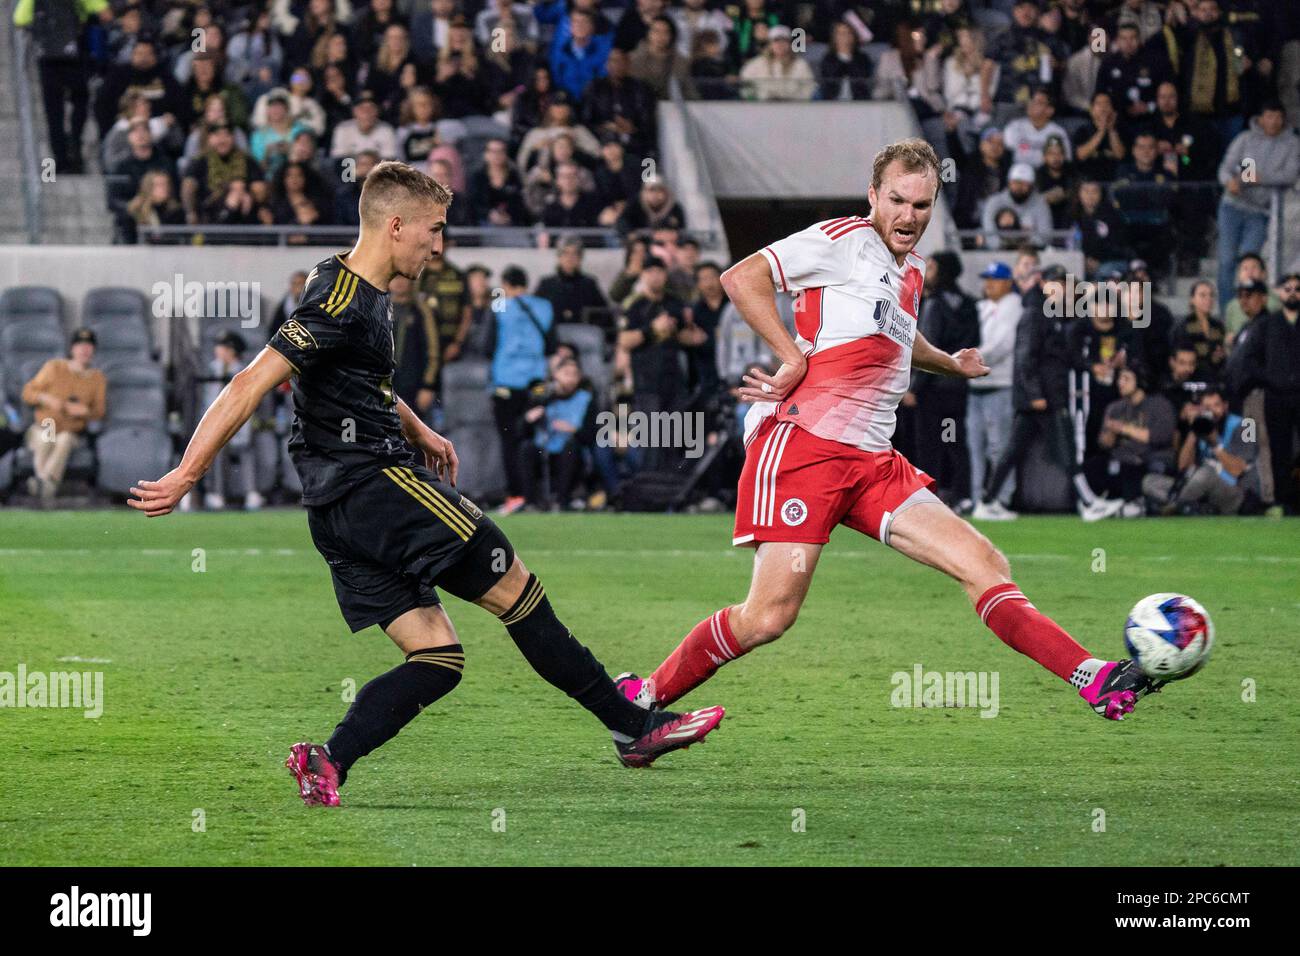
[908,250,980,506]
[1215,102,1300,311]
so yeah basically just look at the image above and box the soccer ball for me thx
[1124,593,1214,680]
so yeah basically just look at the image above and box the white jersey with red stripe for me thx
[750,215,925,453]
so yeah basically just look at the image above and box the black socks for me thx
[500,574,651,739]
[325,644,465,774]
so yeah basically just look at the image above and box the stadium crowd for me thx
[6,0,1299,516]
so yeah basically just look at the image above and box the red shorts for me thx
[733,418,938,547]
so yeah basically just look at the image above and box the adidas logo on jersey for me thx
[880,272,891,286]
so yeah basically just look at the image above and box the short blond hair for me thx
[871,138,942,193]
[359,160,453,227]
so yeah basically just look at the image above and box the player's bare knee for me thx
[740,602,798,648]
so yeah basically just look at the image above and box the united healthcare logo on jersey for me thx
[871,298,915,348]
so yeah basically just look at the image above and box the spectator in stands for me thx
[872,20,943,115]
[398,87,452,167]
[1062,27,1103,115]
[524,133,598,217]
[517,96,601,171]
[94,36,182,143]
[415,247,472,370]
[1222,253,1281,343]
[683,260,725,393]
[127,168,186,238]
[617,176,686,234]
[1071,179,1130,278]
[181,52,250,133]
[14,0,107,173]
[476,0,539,50]
[330,91,399,159]
[616,0,667,54]
[740,23,815,102]
[510,66,557,152]
[617,256,702,461]
[551,8,611,101]
[211,177,273,227]
[1174,280,1226,381]
[102,90,182,170]
[228,7,285,96]
[1145,387,1257,515]
[1003,87,1071,168]
[387,274,441,423]
[952,125,1008,229]
[1120,261,1175,377]
[20,328,105,503]
[200,331,263,510]
[981,162,1052,249]
[1036,135,1076,229]
[1113,130,1179,268]
[988,0,1052,108]
[250,90,306,175]
[427,157,470,227]
[352,0,406,64]
[1111,0,1163,44]
[285,0,341,69]
[173,21,227,85]
[315,63,355,141]
[525,356,595,509]
[182,123,268,226]
[582,47,657,159]
[1097,23,1166,128]
[462,142,523,227]
[1215,102,1300,310]
[1146,80,1218,180]
[314,32,358,95]
[978,266,1127,520]
[909,250,979,506]
[942,24,995,134]
[673,0,731,59]
[490,265,554,514]
[270,159,331,226]
[409,0,456,65]
[967,262,1020,518]
[180,97,251,170]
[1072,91,1126,182]
[1162,0,1254,146]
[819,20,873,102]
[322,148,374,225]
[108,119,176,242]
[102,0,142,67]
[610,233,651,304]
[1093,365,1176,514]
[456,265,496,360]
[1069,285,1131,456]
[539,162,604,234]
[631,14,698,100]
[537,237,609,327]
[365,23,420,120]
[482,16,535,119]
[253,69,327,137]
[689,28,734,99]
[1237,274,1300,514]
[648,226,696,302]
[1162,342,1212,425]
[433,16,493,118]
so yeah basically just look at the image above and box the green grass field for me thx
[1,510,1297,866]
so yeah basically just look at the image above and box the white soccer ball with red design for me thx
[1123,593,1214,680]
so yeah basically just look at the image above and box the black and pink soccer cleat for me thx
[286,742,342,807]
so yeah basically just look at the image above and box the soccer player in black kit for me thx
[128,162,723,806]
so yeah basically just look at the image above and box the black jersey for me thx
[268,253,414,506]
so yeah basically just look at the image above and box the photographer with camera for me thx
[1143,387,1257,515]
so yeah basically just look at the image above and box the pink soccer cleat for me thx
[614,705,725,768]
[286,742,342,807]
[1078,660,1163,720]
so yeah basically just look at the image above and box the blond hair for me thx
[871,138,942,192]
[359,161,453,226]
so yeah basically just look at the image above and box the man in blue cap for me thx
[968,262,1021,520]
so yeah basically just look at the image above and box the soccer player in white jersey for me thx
[618,139,1164,723]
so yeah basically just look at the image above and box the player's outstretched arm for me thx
[395,396,459,485]
[911,328,989,379]
[724,253,807,403]
[128,347,293,517]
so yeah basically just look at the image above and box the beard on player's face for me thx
[870,173,935,257]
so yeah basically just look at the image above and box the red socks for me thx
[976,583,1091,682]
[651,608,746,706]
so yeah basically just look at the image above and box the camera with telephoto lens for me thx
[1190,413,1218,438]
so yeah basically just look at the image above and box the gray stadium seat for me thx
[96,425,173,495]
[83,287,154,357]
[100,360,165,387]
[438,359,505,500]
[3,324,64,406]
[198,316,258,353]
[105,371,167,427]
[0,286,64,330]
[88,320,152,360]
[556,322,610,394]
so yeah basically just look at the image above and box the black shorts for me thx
[307,463,501,632]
